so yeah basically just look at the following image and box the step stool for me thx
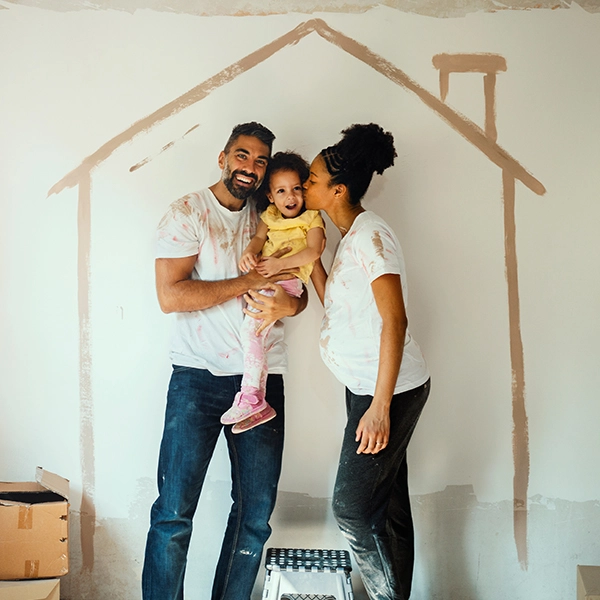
[261,547,354,600]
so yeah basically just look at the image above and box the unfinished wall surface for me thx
[5,0,600,16]
[1,2,599,599]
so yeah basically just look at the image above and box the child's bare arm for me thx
[239,221,268,273]
[256,227,325,278]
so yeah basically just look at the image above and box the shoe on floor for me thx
[232,404,276,434]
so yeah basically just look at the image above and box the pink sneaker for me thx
[232,404,276,434]
[220,390,267,425]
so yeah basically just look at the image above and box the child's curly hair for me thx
[255,151,310,213]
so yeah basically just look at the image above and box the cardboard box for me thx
[0,468,69,580]
[0,579,60,600]
[578,565,600,600]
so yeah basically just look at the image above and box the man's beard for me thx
[222,164,260,200]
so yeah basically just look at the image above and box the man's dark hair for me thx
[224,122,276,155]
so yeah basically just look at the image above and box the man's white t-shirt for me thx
[156,189,287,376]
[320,211,429,396]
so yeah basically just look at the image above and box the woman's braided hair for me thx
[321,123,397,205]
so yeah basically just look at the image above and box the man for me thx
[142,122,307,600]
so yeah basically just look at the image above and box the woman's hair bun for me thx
[338,123,397,175]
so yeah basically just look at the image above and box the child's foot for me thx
[220,390,267,425]
[232,404,276,434]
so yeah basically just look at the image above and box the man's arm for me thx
[155,255,273,313]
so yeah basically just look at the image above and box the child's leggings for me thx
[240,278,304,396]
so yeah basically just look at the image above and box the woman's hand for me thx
[355,403,390,454]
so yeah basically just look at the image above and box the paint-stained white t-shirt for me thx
[320,211,429,396]
[156,189,287,375]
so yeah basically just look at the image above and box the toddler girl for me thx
[221,151,325,433]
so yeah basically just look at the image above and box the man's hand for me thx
[243,282,307,334]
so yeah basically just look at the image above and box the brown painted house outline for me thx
[49,17,545,573]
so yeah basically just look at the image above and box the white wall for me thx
[1,3,599,599]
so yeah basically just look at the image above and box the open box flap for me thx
[35,468,69,501]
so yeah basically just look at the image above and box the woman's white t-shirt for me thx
[156,189,287,376]
[320,211,429,396]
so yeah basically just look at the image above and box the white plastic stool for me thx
[261,548,354,600]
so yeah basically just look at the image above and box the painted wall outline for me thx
[47,17,545,571]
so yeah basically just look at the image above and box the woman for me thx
[304,123,430,600]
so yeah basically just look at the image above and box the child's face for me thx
[267,170,305,218]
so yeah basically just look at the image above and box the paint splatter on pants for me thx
[332,380,430,600]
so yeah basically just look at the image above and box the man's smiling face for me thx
[220,134,270,200]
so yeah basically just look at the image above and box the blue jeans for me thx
[332,380,430,600]
[142,366,285,600]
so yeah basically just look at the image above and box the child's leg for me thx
[220,289,276,425]
[240,288,277,394]
[240,280,302,393]
[276,277,304,298]
[228,279,305,433]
